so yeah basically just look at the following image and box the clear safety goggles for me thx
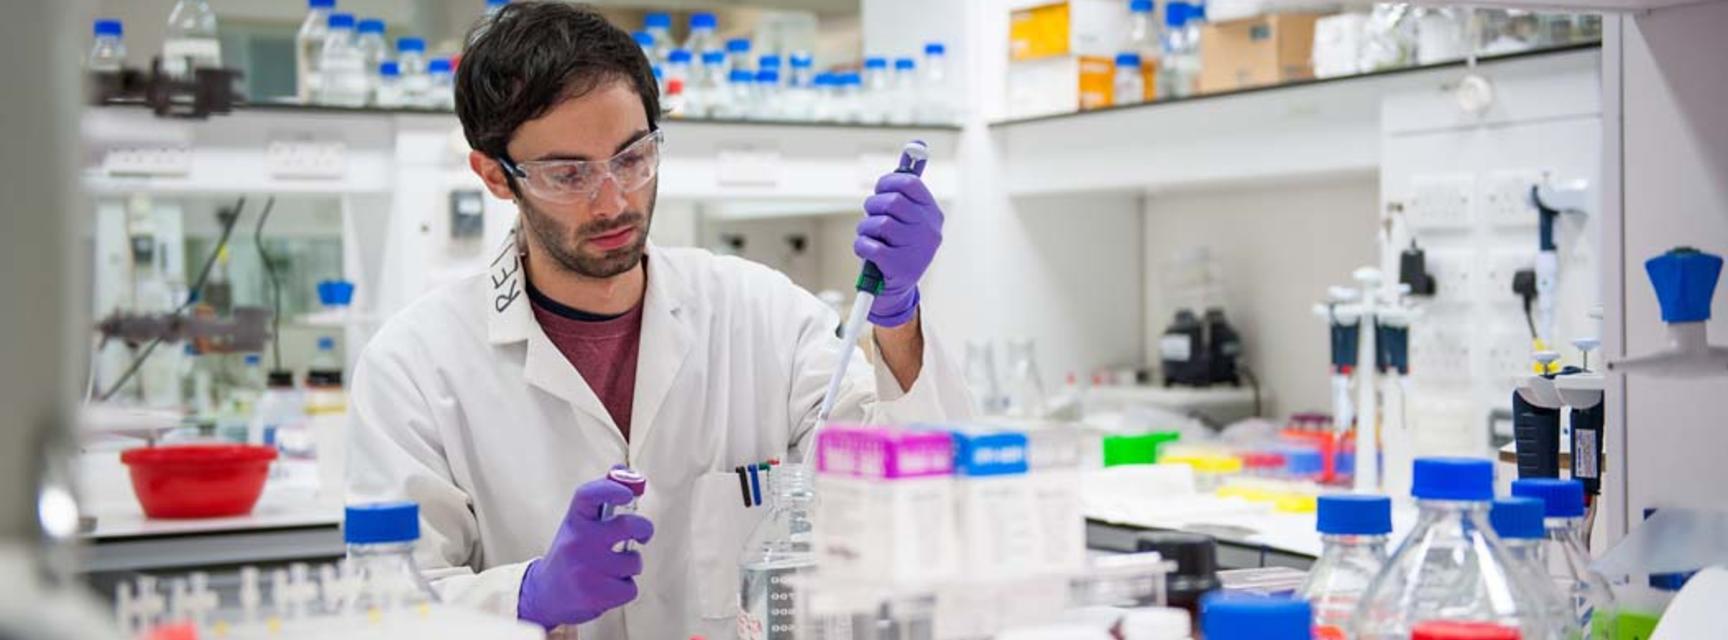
[497,129,664,204]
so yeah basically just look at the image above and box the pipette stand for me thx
[1313,268,1421,495]
[1610,247,1728,377]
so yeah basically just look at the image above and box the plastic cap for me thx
[632,31,653,46]
[790,52,814,67]
[865,56,888,69]
[668,48,692,63]
[244,354,261,366]
[1490,497,1546,540]
[651,65,663,79]
[1192,3,1207,20]
[1645,247,1722,323]
[486,0,509,6]
[1166,2,1190,27]
[357,18,385,34]
[1115,52,1141,68]
[429,58,452,73]
[1120,607,1190,639]
[726,37,750,53]
[1412,621,1522,640]
[756,55,781,69]
[94,19,123,37]
[344,502,420,544]
[756,69,780,83]
[727,69,752,83]
[379,61,400,77]
[1285,447,1324,477]
[1411,457,1494,501]
[925,42,946,55]
[813,72,834,87]
[701,50,725,65]
[1200,593,1312,640]
[690,12,717,29]
[607,468,648,497]
[327,13,355,29]
[397,37,426,52]
[1130,0,1155,12]
[308,0,335,8]
[317,336,335,351]
[1316,494,1392,535]
[644,12,670,28]
[895,57,916,71]
[1511,478,1586,518]
[844,72,863,85]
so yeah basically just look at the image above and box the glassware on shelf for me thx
[965,339,1006,416]
[162,0,222,80]
[1003,338,1049,418]
[89,19,127,72]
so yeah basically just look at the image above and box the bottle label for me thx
[1160,335,1193,361]
[162,38,222,76]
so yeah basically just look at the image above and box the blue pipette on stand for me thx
[811,140,930,435]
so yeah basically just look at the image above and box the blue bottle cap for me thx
[632,31,653,46]
[318,336,336,351]
[1645,247,1722,323]
[668,48,692,64]
[701,50,725,65]
[790,52,814,67]
[756,69,780,84]
[94,19,123,37]
[813,72,834,86]
[758,55,782,69]
[428,58,452,73]
[895,57,916,71]
[729,69,753,83]
[843,72,862,86]
[652,65,663,80]
[1192,2,1207,20]
[644,12,671,29]
[690,12,717,29]
[1511,478,1586,518]
[925,42,946,55]
[1411,457,1495,501]
[327,13,356,29]
[244,354,261,366]
[1316,494,1392,535]
[1130,0,1155,12]
[485,0,508,6]
[1166,2,1190,27]
[865,56,888,69]
[1114,52,1141,68]
[308,0,335,8]
[1201,593,1312,640]
[397,37,426,53]
[726,38,751,53]
[1491,497,1547,540]
[344,502,421,544]
[379,61,400,77]
[357,18,385,34]
[1285,448,1324,477]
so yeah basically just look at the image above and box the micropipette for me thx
[814,140,930,427]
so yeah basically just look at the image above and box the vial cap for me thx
[843,72,862,85]
[1166,2,1190,27]
[397,37,426,53]
[1511,478,1586,518]
[652,65,663,79]
[608,468,648,497]
[1114,52,1141,68]
[729,69,753,83]
[632,31,653,46]
[428,58,452,73]
[756,69,780,83]
[924,42,946,55]
[344,502,421,544]
[94,19,123,37]
[357,18,385,34]
[317,336,335,351]
[865,56,888,69]
[244,354,261,366]
[379,61,400,76]
[308,0,335,8]
[726,38,750,53]
[1490,497,1546,540]
[1316,494,1392,535]
[790,52,814,67]
[1411,456,1494,501]
[701,50,725,65]
[895,57,916,71]
[690,12,717,29]
[644,12,671,28]
[668,49,692,64]
[1200,593,1312,640]
[759,55,782,68]
[327,13,356,29]
[486,0,509,6]
[1130,0,1155,12]
[1411,621,1522,640]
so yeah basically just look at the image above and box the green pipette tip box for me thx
[1608,610,1659,640]
[1102,431,1180,467]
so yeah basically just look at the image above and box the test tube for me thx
[598,467,648,551]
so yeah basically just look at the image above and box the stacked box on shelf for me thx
[813,425,959,586]
[1006,0,1153,118]
[1198,13,1322,94]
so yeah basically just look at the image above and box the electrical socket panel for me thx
[1479,169,1548,228]
[1425,249,1474,306]
[102,145,192,177]
[1405,174,1474,230]
[1478,250,1531,303]
[266,140,348,180]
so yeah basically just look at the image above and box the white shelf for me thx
[1409,0,1720,11]
[992,45,1599,197]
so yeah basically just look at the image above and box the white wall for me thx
[1141,178,1381,417]
[1605,3,1728,541]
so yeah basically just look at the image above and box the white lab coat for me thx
[347,231,973,640]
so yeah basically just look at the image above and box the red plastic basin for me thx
[121,444,277,519]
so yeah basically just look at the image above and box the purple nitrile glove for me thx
[855,171,943,327]
[516,473,655,629]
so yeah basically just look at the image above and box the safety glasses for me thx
[496,129,664,204]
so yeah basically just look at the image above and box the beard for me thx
[519,188,655,279]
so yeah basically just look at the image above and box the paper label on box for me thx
[1010,3,1072,61]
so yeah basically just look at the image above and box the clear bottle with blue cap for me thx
[1300,494,1392,637]
[837,71,865,124]
[1125,0,1161,67]
[1355,457,1553,639]
[88,19,127,72]
[714,68,755,120]
[318,13,369,107]
[632,30,655,63]
[861,56,892,124]
[888,57,918,125]
[643,13,673,64]
[296,0,335,102]
[1492,497,1580,640]
[755,69,783,120]
[1513,478,1618,636]
[345,502,439,615]
[374,60,403,108]
[726,38,753,75]
[1114,52,1145,106]
[163,0,222,81]
[689,49,727,118]
[1158,2,1198,99]
[683,12,721,61]
[354,18,388,95]
[397,37,430,105]
[664,48,694,117]
[918,42,952,124]
[1202,592,1314,639]
[426,57,454,110]
[759,54,784,87]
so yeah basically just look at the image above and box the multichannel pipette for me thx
[814,140,930,427]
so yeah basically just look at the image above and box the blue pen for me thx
[747,464,762,506]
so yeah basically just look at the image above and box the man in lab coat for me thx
[346,2,972,638]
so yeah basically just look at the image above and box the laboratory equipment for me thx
[738,463,824,639]
[252,370,306,451]
[862,57,891,124]
[1300,494,1392,638]
[689,50,726,118]
[597,467,647,551]
[1114,53,1145,106]
[317,13,368,107]
[664,48,693,117]
[397,37,429,107]
[1354,457,1552,640]
[918,42,952,124]
[719,68,754,119]
[1126,0,1160,65]
[1159,2,1197,99]
[88,19,126,72]
[1513,344,1604,487]
[1200,592,1313,640]
[726,38,752,74]
[1611,247,1728,376]
[755,69,782,120]
[837,72,865,123]
[1312,268,1420,494]
[120,443,276,518]
[1134,531,1220,620]
[888,57,918,125]
[813,141,930,426]
[1512,478,1617,635]
[1491,496,1579,639]
[355,18,388,95]
[426,58,454,109]
[375,61,403,107]
[344,502,440,614]
[813,425,959,585]
[162,0,222,81]
[296,0,333,103]
[643,12,673,63]
[1003,338,1049,418]
[1159,308,1242,387]
[684,12,721,59]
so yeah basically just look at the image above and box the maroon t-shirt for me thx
[527,282,644,442]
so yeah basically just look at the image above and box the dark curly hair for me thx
[455,1,661,160]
